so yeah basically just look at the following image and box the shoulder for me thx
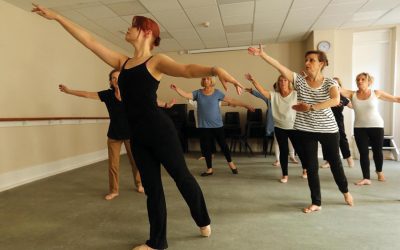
[152,53,173,64]
[215,89,225,97]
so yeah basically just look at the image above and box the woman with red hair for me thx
[32,4,244,250]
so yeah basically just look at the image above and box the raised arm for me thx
[153,54,243,95]
[244,73,271,99]
[157,98,176,108]
[170,84,194,100]
[248,44,294,83]
[32,4,127,69]
[223,96,255,112]
[375,90,400,103]
[59,84,99,100]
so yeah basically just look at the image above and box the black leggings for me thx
[131,117,210,249]
[354,127,384,179]
[295,130,349,206]
[274,127,306,176]
[323,120,351,160]
[199,127,232,169]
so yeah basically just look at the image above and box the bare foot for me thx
[200,225,211,237]
[320,161,330,168]
[346,157,354,167]
[289,156,299,164]
[376,171,386,181]
[104,193,119,200]
[280,176,288,183]
[355,179,372,186]
[137,185,145,193]
[344,192,354,206]
[302,204,321,213]
[272,160,280,167]
[132,244,155,250]
[198,156,205,160]
[302,169,308,179]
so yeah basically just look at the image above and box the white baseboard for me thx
[0,149,108,192]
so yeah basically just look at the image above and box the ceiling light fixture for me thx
[202,21,210,28]
[187,45,249,54]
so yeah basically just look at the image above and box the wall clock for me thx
[317,41,331,52]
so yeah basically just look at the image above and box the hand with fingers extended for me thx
[244,73,252,81]
[31,3,58,20]
[248,44,264,57]
[213,67,244,95]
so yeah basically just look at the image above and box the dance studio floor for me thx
[1,153,399,250]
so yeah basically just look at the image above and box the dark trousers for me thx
[274,127,306,176]
[200,133,216,156]
[199,127,232,169]
[354,127,384,179]
[322,121,351,160]
[295,130,349,206]
[131,124,210,249]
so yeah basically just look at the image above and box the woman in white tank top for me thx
[341,72,400,186]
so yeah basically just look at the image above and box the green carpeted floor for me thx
[1,153,399,250]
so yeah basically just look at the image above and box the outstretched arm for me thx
[157,98,176,108]
[223,96,255,112]
[170,84,194,100]
[59,84,99,100]
[375,90,400,103]
[244,73,271,99]
[340,88,354,99]
[154,54,243,95]
[248,44,294,83]
[32,4,127,69]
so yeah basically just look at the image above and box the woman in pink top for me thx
[341,72,400,186]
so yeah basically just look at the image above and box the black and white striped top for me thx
[293,73,338,133]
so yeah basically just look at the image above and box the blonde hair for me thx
[200,77,215,87]
[274,75,293,92]
[356,72,374,86]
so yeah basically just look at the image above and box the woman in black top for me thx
[320,77,354,169]
[32,4,244,250]
[59,70,175,200]
[59,70,144,199]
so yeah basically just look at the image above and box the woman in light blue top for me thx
[171,77,254,176]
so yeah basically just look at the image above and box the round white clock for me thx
[317,41,331,52]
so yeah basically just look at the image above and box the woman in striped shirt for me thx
[248,45,353,213]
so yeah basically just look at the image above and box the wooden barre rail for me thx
[0,117,109,122]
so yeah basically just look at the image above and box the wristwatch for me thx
[310,104,315,111]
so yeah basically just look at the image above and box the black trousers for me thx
[322,120,351,160]
[130,114,210,249]
[274,127,306,176]
[354,127,384,179]
[295,130,349,206]
[199,127,232,169]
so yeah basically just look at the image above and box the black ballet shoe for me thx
[231,168,238,174]
[201,172,213,177]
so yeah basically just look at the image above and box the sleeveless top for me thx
[118,57,176,140]
[351,90,384,128]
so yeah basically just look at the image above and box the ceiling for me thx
[7,0,400,53]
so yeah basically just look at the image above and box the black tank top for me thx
[118,57,173,138]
